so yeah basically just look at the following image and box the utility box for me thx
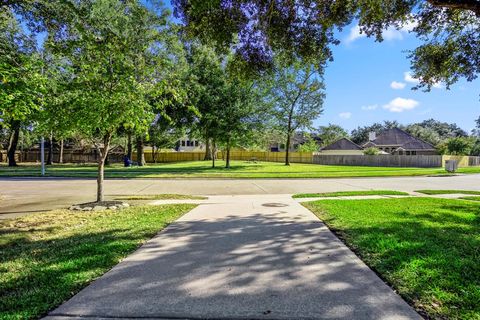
[445,160,458,173]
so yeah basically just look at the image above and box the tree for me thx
[439,136,476,155]
[217,74,261,168]
[266,60,325,165]
[173,1,480,91]
[187,44,226,165]
[317,124,348,147]
[48,0,168,202]
[298,135,320,152]
[0,8,45,166]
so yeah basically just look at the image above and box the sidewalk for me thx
[46,195,420,319]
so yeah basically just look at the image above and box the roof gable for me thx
[363,128,435,150]
[322,138,363,150]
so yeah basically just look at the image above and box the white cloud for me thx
[404,71,420,84]
[382,26,404,41]
[404,71,443,89]
[339,112,352,119]
[383,97,419,113]
[361,104,378,111]
[345,25,366,43]
[345,20,417,44]
[390,81,406,90]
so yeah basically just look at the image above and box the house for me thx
[270,132,322,152]
[319,138,365,155]
[362,128,437,155]
[176,136,204,152]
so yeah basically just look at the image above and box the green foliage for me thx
[265,58,325,164]
[0,8,46,128]
[317,124,349,147]
[173,1,480,90]
[438,136,476,155]
[363,147,380,155]
[297,135,320,152]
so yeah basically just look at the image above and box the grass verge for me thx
[459,196,480,201]
[292,190,409,198]
[303,197,480,320]
[113,194,207,201]
[0,204,196,319]
[415,190,480,195]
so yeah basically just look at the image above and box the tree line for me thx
[1,0,479,203]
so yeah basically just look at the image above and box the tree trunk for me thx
[225,142,231,168]
[127,131,133,160]
[204,138,212,160]
[136,135,145,166]
[96,134,112,203]
[59,139,64,164]
[211,140,216,168]
[152,144,157,163]
[7,121,20,167]
[47,133,53,165]
[285,132,291,166]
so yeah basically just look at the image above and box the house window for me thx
[181,141,186,147]
[406,151,411,155]
[411,151,417,155]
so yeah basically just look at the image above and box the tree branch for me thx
[427,0,480,15]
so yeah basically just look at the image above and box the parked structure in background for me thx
[363,128,438,155]
[318,138,364,155]
[176,136,204,152]
[320,128,438,156]
[269,132,321,152]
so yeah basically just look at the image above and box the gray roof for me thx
[322,138,363,150]
[364,128,436,150]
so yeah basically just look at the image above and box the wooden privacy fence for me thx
[135,151,313,164]
[312,154,444,168]
[0,151,124,164]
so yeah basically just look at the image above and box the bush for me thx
[363,147,380,155]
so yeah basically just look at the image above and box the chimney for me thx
[368,132,376,141]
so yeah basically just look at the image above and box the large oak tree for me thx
[173,0,480,91]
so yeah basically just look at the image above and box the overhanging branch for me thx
[427,0,480,15]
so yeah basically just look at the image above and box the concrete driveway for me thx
[45,194,420,320]
[2,174,480,219]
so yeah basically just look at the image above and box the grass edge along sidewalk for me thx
[292,190,410,198]
[2,161,480,178]
[0,204,196,319]
[303,197,480,320]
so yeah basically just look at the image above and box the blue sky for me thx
[320,24,480,132]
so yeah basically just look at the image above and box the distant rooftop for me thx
[322,138,363,151]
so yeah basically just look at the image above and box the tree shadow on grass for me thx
[313,202,480,319]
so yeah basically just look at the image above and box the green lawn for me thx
[1,161,480,178]
[415,189,480,195]
[303,198,480,320]
[0,204,195,319]
[292,190,409,198]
